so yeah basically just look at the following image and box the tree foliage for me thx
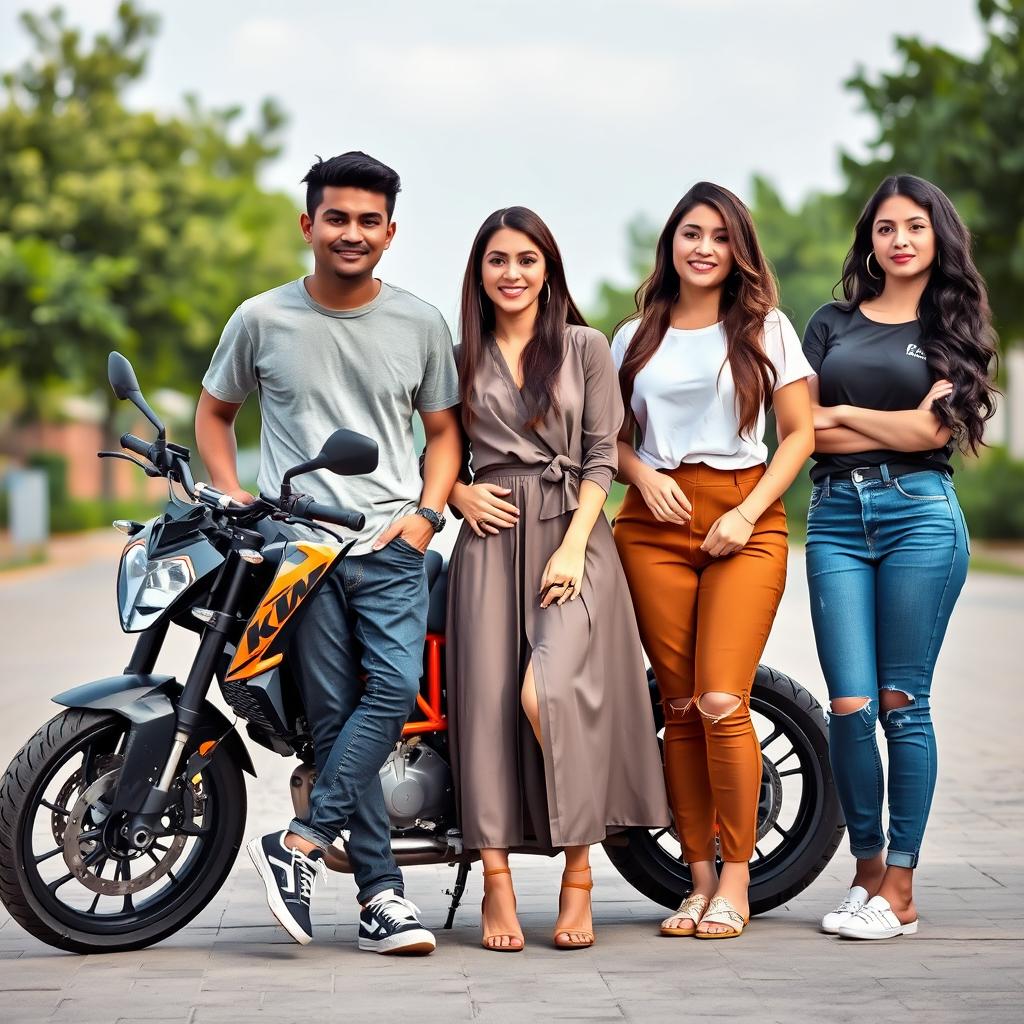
[587,215,659,340]
[841,0,1023,343]
[0,2,306,447]
[590,0,1021,349]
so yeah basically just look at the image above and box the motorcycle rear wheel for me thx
[0,709,246,953]
[603,665,843,916]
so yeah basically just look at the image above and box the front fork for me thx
[122,548,253,846]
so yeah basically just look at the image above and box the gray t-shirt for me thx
[202,278,459,554]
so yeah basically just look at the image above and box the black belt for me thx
[828,462,941,483]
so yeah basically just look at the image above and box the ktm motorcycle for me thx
[0,354,844,954]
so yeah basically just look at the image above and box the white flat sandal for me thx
[821,885,869,934]
[837,895,918,940]
[660,893,709,936]
[694,895,749,940]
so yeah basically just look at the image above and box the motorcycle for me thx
[0,353,844,953]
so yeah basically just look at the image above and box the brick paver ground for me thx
[0,543,1020,1023]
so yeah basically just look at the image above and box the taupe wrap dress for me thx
[447,325,670,850]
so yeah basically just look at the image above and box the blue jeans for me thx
[805,467,969,869]
[287,537,427,903]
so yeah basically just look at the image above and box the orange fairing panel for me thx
[225,542,341,682]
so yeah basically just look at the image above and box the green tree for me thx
[0,3,306,494]
[841,0,1023,345]
[748,177,850,335]
[588,214,658,340]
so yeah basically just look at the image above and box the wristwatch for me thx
[415,507,446,533]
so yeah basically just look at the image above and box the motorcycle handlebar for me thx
[120,433,152,460]
[290,496,365,532]
[259,493,365,532]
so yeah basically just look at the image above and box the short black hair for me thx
[301,152,402,220]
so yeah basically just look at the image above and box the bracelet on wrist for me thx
[736,506,756,526]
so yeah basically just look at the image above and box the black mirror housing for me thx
[107,351,165,438]
[108,352,141,400]
[318,429,379,477]
[282,429,378,491]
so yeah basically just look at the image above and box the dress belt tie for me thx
[476,455,583,521]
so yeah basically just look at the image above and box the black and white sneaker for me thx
[247,831,327,945]
[358,890,436,955]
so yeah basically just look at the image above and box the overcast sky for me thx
[2,0,985,327]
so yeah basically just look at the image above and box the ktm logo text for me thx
[243,564,326,656]
[226,544,338,681]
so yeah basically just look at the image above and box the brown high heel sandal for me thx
[480,867,524,952]
[553,867,594,949]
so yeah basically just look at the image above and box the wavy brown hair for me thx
[459,207,586,428]
[617,182,778,439]
[837,174,998,453]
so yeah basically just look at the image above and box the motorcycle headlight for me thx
[117,540,196,632]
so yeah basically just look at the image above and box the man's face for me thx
[301,186,396,279]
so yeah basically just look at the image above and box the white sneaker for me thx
[821,885,869,934]
[838,895,918,940]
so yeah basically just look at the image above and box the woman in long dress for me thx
[446,207,669,952]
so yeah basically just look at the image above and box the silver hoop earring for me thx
[477,282,486,319]
[865,252,883,280]
[543,281,551,304]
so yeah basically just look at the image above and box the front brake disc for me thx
[62,769,188,895]
[50,754,122,846]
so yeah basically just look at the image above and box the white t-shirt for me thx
[610,308,813,471]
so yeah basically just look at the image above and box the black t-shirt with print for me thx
[801,302,953,483]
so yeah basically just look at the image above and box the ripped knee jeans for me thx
[805,470,969,868]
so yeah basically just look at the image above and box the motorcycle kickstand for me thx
[443,862,471,930]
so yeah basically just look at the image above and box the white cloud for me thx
[227,23,679,123]
[360,43,679,121]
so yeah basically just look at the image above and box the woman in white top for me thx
[612,182,815,938]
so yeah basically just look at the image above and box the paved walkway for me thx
[0,542,1020,1023]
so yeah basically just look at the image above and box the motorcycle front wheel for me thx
[0,709,246,953]
[603,665,844,916]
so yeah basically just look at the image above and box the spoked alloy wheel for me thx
[0,710,246,953]
[603,666,844,916]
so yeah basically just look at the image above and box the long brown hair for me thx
[617,182,778,439]
[459,207,587,428]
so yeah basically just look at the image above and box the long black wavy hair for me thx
[838,174,998,453]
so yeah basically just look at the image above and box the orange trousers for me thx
[613,463,788,863]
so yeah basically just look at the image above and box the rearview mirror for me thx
[107,351,165,438]
[317,429,379,477]
[282,429,378,490]
[108,352,141,400]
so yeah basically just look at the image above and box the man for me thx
[196,151,461,954]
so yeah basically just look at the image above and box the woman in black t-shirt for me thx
[799,174,997,940]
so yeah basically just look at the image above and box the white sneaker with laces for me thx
[821,885,869,934]
[838,895,918,940]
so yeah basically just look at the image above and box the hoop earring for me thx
[477,281,486,319]
[865,252,883,280]
[543,281,551,304]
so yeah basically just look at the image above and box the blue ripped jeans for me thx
[805,467,969,868]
